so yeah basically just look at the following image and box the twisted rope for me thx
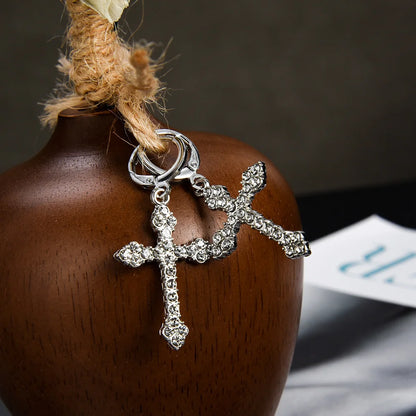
[42,0,165,152]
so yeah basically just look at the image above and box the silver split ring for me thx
[128,132,187,188]
[140,129,200,181]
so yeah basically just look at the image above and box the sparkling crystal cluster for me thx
[176,238,211,263]
[114,241,151,267]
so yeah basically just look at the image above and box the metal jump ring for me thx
[128,133,187,188]
[151,184,171,205]
[140,129,201,181]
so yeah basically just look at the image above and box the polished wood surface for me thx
[0,109,303,415]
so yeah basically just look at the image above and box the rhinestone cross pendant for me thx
[114,204,190,350]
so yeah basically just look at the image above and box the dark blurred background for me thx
[0,0,415,194]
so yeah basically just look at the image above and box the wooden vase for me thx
[0,109,303,415]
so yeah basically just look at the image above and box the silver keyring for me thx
[140,129,200,180]
[128,133,187,187]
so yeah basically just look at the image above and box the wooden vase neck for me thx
[39,108,176,180]
[47,108,123,152]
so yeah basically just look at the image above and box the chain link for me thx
[190,174,210,196]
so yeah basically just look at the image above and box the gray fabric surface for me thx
[0,402,8,416]
[278,285,416,416]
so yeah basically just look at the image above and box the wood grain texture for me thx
[0,109,303,415]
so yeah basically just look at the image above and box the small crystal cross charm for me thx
[114,204,189,350]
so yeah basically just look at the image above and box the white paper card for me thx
[304,215,416,308]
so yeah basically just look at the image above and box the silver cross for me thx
[190,162,311,260]
[114,203,190,350]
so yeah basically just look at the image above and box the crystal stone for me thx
[141,248,152,260]
[254,215,264,230]
[164,278,177,289]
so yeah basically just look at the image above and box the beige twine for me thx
[41,0,166,152]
